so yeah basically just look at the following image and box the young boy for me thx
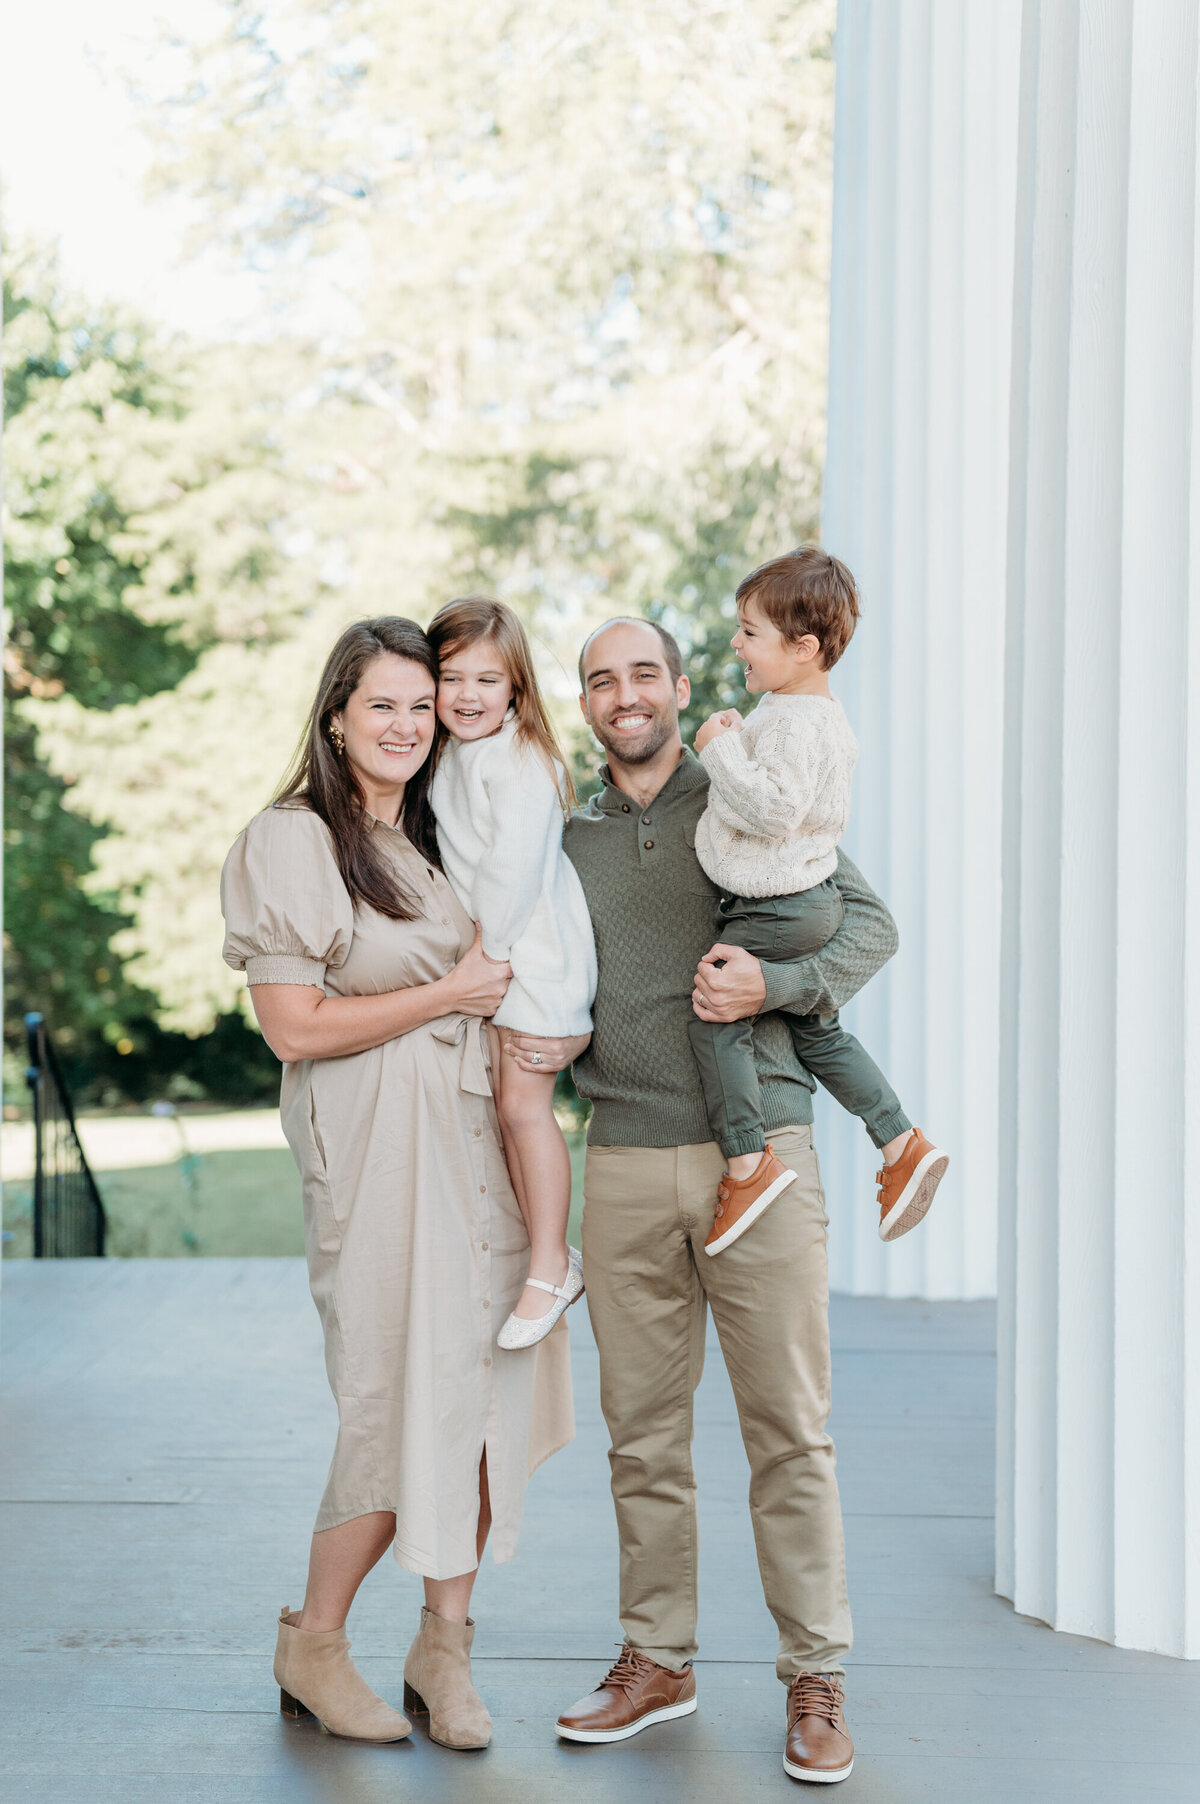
[690,546,948,1253]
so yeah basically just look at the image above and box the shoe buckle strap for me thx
[525,1275,571,1300]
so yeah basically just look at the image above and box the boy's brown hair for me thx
[735,546,860,669]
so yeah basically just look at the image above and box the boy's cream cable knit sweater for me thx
[562,750,898,1148]
[694,692,859,900]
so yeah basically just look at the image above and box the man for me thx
[504,619,897,1784]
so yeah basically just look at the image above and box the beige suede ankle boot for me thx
[274,1606,411,1741]
[403,1605,492,1749]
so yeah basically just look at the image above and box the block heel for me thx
[403,1606,491,1747]
[273,1605,411,1741]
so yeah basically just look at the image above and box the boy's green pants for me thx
[688,880,912,1161]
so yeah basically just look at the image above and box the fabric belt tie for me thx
[429,1014,492,1097]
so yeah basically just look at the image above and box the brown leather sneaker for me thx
[877,1128,949,1242]
[555,1645,697,1743]
[704,1145,797,1255]
[783,1672,854,1784]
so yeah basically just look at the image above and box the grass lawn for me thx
[2,1114,588,1259]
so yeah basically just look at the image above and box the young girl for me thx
[428,596,597,1349]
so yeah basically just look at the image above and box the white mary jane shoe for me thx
[497,1248,584,1350]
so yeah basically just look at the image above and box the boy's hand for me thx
[694,709,743,753]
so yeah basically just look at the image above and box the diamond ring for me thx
[530,1051,544,1066]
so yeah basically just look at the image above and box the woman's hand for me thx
[502,1031,591,1074]
[441,924,512,1017]
[693,708,743,753]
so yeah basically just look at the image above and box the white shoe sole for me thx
[783,1753,854,1783]
[878,1148,949,1242]
[705,1168,798,1255]
[555,1696,697,1742]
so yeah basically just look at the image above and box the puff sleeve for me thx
[221,805,354,988]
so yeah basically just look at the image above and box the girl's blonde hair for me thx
[427,595,577,815]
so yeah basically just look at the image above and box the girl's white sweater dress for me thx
[431,716,597,1036]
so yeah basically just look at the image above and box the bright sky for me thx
[0,0,265,337]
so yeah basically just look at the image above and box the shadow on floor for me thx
[1,1262,1196,1803]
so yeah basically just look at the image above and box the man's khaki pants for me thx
[581,1125,852,1680]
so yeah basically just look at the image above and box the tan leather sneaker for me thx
[783,1672,854,1784]
[704,1146,797,1255]
[555,1645,697,1743]
[877,1128,949,1242]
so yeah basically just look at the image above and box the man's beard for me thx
[592,707,676,766]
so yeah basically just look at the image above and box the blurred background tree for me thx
[4,248,195,1093]
[6,0,834,1102]
[4,247,318,1099]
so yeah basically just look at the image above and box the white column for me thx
[820,0,1020,1298]
[998,0,1200,1658]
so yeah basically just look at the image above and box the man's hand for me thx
[503,1031,592,1074]
[693,708,743,753]
[692,943,767,1022]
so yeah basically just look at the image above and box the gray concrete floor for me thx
[1,1259,1196,1803]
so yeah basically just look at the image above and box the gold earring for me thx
[329,725,345,755]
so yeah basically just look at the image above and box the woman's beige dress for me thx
[221,804,574,1579]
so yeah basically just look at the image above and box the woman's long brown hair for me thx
[427,596,577,815]
[273,617,441,920]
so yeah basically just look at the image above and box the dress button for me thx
[644,839,654,850]
[483,1298,491,1309]
[474,1127,482,1138]
[481,1241,489,1252]
[622,803,630,812]
[642,814,651,825]
[484,1356,493,1368]
[479,1184,487,1195]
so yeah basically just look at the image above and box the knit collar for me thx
[592,746,708,814]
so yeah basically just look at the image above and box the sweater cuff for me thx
[759,957,819,1018]
[697,730,745,784]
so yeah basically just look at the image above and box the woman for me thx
[220,617,574,1751]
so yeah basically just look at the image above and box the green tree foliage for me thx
[3,250,196,1076]
[3,248,317,1094]
[26,0,834,1046]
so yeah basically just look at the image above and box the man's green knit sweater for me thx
[562,748,899,1148]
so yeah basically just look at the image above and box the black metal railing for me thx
[24,1013,107,1257]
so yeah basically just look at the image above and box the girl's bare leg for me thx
[423,1452,491,1623]
[489,1024,529,1216]
[299,1510,397,1632]
[493,1033,572,1321]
